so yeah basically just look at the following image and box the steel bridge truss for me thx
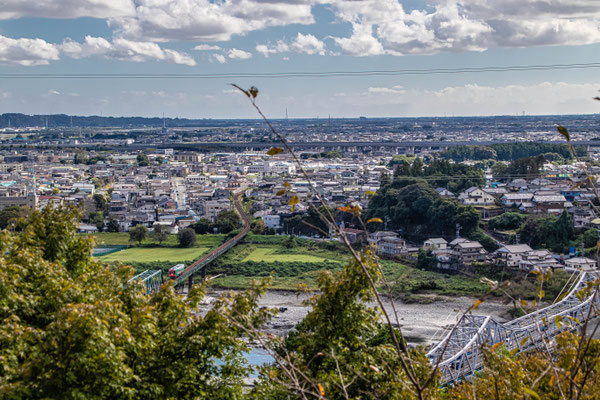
[427,272,600,385]
[128,269,163,295]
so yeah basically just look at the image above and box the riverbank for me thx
[199,289,513,346]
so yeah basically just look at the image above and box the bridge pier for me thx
[188,275,193,291]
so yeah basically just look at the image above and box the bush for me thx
[178,228,197,248]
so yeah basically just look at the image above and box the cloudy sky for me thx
[0,0,599,118]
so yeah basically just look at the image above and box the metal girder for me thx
[128,269,163,295]
[427,272,600,385]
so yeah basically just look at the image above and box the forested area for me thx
[439,142,586,161]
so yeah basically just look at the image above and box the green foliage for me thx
[251,218,266,234]
[0,205,29,230]
[366,182,480,237]
[439,145,497,161]
[518,210,575,252]
[89,210,104,232]
[581,228,599,248]
[417,248,436,270]
[128,224,148,246]
[152,224,169,244]
[136,151,149,166]
[0,206,273,399]
[488,212,527,230]
[191,217,213,234]
[93,193,107,211]
[252,253,439,400]
[177,227,197,248]
[106,217,120,232]
[440,142,586,161]
[215,210,241,234]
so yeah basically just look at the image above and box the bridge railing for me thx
[428,271,600,384]
[128,269,163,295]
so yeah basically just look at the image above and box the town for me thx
[2,114,600,282]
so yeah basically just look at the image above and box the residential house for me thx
[424,238,448,250]
[565,257,597,271]
[458,187,495,206]
[495,244,534,268]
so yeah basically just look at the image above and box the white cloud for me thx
[0,0,135,20]
[256,41,289,57]
[291,33,326,55]
[194,44,221,51]
[0,35,60,66]
[329,0,600,55]
[256,32,325,57]
[228,48,253,59]
[108,0,315,43]
[328,81,600,116]
[333,23,385,56]
[212,54,227,64]
[60,36,196,66]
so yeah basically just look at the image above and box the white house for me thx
[458,187,495,206]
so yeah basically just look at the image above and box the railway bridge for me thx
[128,189,251,294]
[427,271,599,385]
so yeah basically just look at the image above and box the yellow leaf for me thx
[276,190,286,196]
[555,315,563,329]
[269,369,277,379]
[538,290,545,299]
[282,182,291,188]
[318,383,325,397]
[557,125,571,142]
[364,190,376,196]
[289,195,299,206]
[520,337,529,347]
[473,299,483,309]
[523,388,541,400]
[490,341,504,352]
[520,299,527,307]
[367,218,383,224]
[267,147,284,156]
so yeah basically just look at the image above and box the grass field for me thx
[241,246,341,264]
[87,232,226,248]
[99,247,210,263]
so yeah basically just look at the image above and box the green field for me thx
[87,232,226,247]
[99,247,210,263]
[241,246,341,264]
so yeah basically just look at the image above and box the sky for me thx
[0,0,599,119]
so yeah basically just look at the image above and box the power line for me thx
[2,62,600,79]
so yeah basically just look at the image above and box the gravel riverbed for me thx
[199,289,514,346]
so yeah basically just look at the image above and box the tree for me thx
[417,248,436,270]
[89,211,104,232]
[251,218,266,234]
[92,193,107,212]
[0,205,29,230]
[136,152,149,166]
[192,218,213,234]
[153,224,169,245]
[178,227,197,247]
[0,206,270,399]
[214,210,240,234]
[128,224,148,246]
[106,217,120,233]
